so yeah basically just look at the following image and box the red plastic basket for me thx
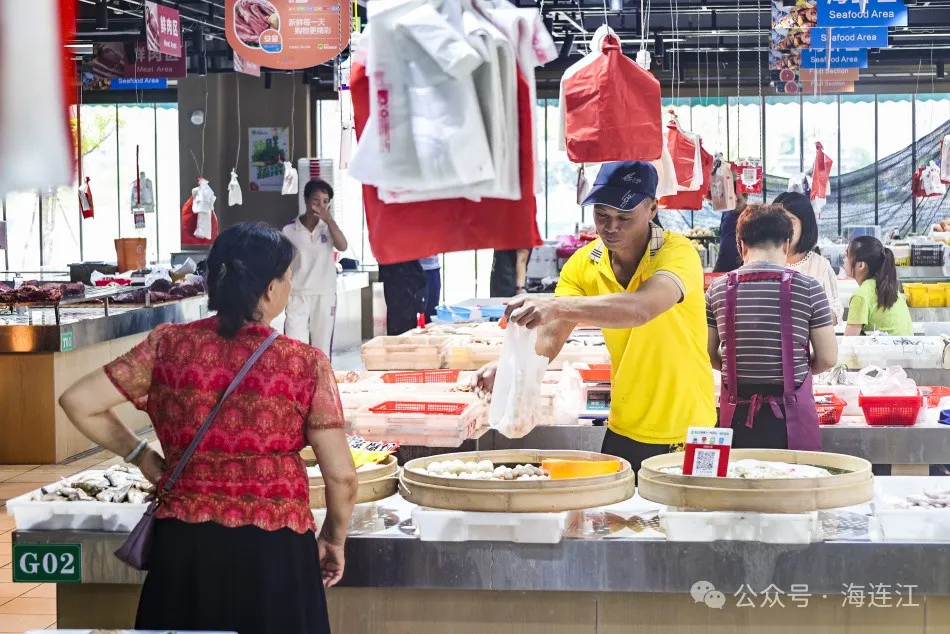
[368,401,468,415]
[380,370,461,384]
[578,364,612,383]
[858,392,923,426]
[920,386,950,408]
[814,393,846,426]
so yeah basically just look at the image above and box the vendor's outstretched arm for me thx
[550,276,683,329]
[536,319,576,360]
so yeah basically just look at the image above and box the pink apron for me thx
[718,270,822,451]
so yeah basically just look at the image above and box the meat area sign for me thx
[226,0,349,70]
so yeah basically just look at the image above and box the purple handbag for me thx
[115,331,280,570]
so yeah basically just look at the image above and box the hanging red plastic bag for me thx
[665,121,698,190]
[660,146,713,211]
[912,166,927,199]
[78,176,94,219]
[811,142,833,201]
[563,35,662,164]
[733,160,763,195]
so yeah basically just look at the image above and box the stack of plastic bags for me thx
[350,0,554,264]
[913,161,947,198]
[709,155,738,212]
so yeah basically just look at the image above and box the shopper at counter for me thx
[712,190,748,273]
[706,205,837,450]
[843,236,913,336]
[283,179,349,355]
[476,161,716,470]
[774,191,843,323]
[420,255,441,323]
[58,223,357,634]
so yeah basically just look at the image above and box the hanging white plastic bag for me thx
[856,365,918,396]
[228,169,243,206]
[192,178,216,240]
[281,161,299,195]
[489,324,550,438]
[554,363,585,426]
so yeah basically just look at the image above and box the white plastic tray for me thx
[6,470,148,532]
[412,506,568,543]
[660,509,821,544]
[874,476,950,541]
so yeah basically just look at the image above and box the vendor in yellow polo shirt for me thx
[475,161,716,470]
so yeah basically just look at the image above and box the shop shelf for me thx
[858,392,923,426]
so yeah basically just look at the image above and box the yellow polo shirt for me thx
[556,228,716,445]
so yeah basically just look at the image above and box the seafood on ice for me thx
[661,459,832,479]
[890,489,950,510]
[412,460,550,481]
[30,465,152,504]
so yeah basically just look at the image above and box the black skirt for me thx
[136,518,330,634]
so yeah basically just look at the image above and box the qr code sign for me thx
[693,448,720,477]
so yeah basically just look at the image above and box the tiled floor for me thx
[0,445,146,632]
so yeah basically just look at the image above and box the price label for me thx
[60,331,74,352]
[682,427,732,477]
[12,544,81,583]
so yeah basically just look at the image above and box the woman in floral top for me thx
[59,223,357,634]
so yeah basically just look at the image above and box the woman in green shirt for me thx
[843,236,913,336]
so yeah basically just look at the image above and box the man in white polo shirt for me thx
[282,179,348,354]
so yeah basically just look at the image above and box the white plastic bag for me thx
[489,324,550,438]
[856,365,918,396]
[281,161,298,196]
[228,169,243,206]
[554,363,585,426]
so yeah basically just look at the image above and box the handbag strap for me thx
[160,330,280,495]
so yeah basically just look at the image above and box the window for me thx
[802,95,839,232]
[877,95,914,234]
[839,95,876,230]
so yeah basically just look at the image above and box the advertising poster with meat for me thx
[226,0,350,71]
[234,52,262,77]
[145,1,183,58]
[248,127,290,192]
[81,42,186,91]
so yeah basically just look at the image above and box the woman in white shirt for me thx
[774,192,843,324]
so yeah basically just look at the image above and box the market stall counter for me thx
[0,290,207,464]
[13,491,950,633]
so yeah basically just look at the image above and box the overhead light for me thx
[95,0,108,30]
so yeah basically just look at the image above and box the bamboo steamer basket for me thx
[399,449,636,512]
[306,454,399,508]
[637,449,873,513]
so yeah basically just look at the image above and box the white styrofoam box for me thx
[660,510,820,544]
[874,476,950,541]
[412,507,568,543]
[837,336,946,370]
[7,493,147,532]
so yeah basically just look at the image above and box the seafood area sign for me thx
[12,544,81,583]
[226,0,349,70]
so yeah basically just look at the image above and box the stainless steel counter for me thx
[0,296,207,353]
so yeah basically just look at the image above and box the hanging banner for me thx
[772,0,817,30]
[145,1,183,58]
[248,127,290,192]
[801,48,868,69]
[81,42,186,90]
[802,80,856,93]
[800,67,860,81]
[816,0,908,28]
[808,26,888,49]
[234,52,261,77]
[226,0,349,71]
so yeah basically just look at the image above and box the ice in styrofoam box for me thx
[7,469,149,532]
[874,476,950,541]
[360,335,449,371]
[413,507,569,543]
[660,510,820,543]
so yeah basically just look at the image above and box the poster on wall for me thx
[145,1,183,57]
[81,42,186,90]
[248,127,290,192]
[225,0,350,70]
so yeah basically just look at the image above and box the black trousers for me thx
[378,261,427,335]
[490,249,533,297]
[601,428,679,472]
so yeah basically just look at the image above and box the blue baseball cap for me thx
[581,161,659,212]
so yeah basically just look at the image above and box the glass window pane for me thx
[914,95,950,232]
[44,186,81,269]
[545,98,579,239]
[764,96,802,194]
[5,192,41,271]
[78,104,120,263]
[802,95,839,232]
[691,97,728,159]
[318,99,368,264]
[839,95,876,233]
[877,95,914,235]
[442,251,476,304]
[156,104,181,261]
[118,104,158,262]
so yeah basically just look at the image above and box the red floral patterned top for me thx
[105,317,344,534]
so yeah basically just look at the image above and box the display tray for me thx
[361,335,449,370]
[399,449,635,512]
[874,476,950,541]
[305,455,400,508]
[637,449,873,513]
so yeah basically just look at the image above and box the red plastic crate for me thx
[814,393,846,425]
[368,401,468,415]
[578,364,612,383]
[380,370,461,384]
[858,393,923,426]
[920,386,950,408]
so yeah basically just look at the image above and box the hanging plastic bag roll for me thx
[489,324,550,438]
[281,161,299,196]
[228,169,243,206]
